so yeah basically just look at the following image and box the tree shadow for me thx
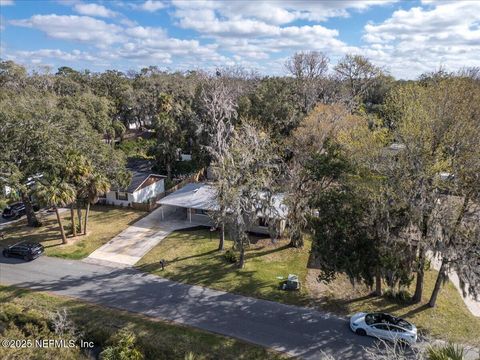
[0,285,31,303]
[246,244,291,259]
[399,304,430,318]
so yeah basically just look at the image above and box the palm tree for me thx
[63,151,93,236]
[36,179,76,244]
[82,173,110,235]
[70,203,77,237]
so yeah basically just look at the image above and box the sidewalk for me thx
[428,251,480,317]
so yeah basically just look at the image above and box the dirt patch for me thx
[249,236,286,248]
[305,268,374,315]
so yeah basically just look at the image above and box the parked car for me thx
[2,202,26,219]
[2,202,40,219]
[2,242,44,261]
[350,312,417,344]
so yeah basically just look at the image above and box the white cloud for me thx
[4,48,100,69]
[172,0,397,26]
[74,3,117,18]
[0,0,14,6]
[8,13,226,69]
[362,1,480,78]
[10,14,125,46]
[5,1,477,78]
[125,25,166,39]
[169,1,389,62]
[140,0,165,12]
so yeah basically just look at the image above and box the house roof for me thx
[158,182,287,218]
[158,183,218,211]
[114,159,166,193]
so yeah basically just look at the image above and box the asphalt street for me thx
[0,255,375,359]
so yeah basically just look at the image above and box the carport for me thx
[157,183,217,225]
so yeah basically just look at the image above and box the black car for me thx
[3,242,44,261]
[2,202,26,219]
[2,202,40,219]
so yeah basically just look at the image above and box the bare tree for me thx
[198,70,240,250]
[334,54,384,109]
[285,51,330,113]
[212,122,279,268]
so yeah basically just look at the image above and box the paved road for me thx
[85,206,205,267]
[0,255,374,359]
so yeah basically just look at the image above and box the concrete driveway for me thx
[85,206,204,268]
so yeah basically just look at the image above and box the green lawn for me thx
[136,228,312,306]
[0,285,285,360]
[137,228,480,346]
[306,270,480,346]
[0,205,146,259]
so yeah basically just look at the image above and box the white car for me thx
[350,312,417,344]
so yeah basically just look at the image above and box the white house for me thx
[157,182,287,236]
[99,159,166,207]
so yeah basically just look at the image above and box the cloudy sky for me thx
[1,0,479,79]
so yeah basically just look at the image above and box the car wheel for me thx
[23,254,31,261]
[3,251,9,258]
[355,328,367,336]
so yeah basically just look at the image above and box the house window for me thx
[258,217,268,227]
[195,209,208,215]
[116,191,128,201]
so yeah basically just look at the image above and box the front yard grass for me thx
[0,285,285,360]
[306,269,480,346]
[137,228,480,346]
[0,205,146,259]
[136,227,312,306]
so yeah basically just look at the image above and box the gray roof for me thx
[159,183,218,211]
[158,182,287,218]
[114,159,166,193]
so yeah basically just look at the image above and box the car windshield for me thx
[365,313,412,330]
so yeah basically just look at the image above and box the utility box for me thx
[281,274,300,291]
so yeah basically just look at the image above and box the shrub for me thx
[427,344,464,360]
[0,304,83,360]
[185,352,197,360]
[0,198,8,210]
[118,138,155,159]
[383,288,411,303]
[100,329,144,360]
[224,249,238,263]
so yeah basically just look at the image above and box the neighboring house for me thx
[99,159,166,208]
[157,182,287,236]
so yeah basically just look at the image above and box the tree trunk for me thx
[70,204,77,237]
[166,163,172,180]
[374,270,382,296]
[289,229,304,248]
[76,201,83,234]
[218,223,225,251]
[84,202,90,235]
[20,191,40,227]
[429,259,447,308]
[413,247,425,303]
[238,244,245,269]
[54,206,67,244]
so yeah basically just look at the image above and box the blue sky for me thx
[1,0,479,79]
